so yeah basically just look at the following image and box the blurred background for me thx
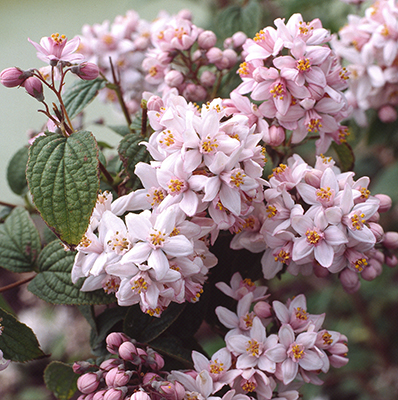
[2,0,398,399]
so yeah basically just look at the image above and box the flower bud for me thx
[93,391,107,400]
[130,392,151,400]
[221,49,238,69]
[340,268,360,293]
[263,125,285,147]
[214,57,229,70]
[104,387,127,400]
[375,194,392,213]
[304,169,322,187]
[177,9,192,20]
[200,70,216,88]
[182,83,207,102]
[0,67,31,87]
[106,332,129,354]
[100,358,122,372]
[23,76,44,102]
[198,30,217,49]
[164,70,184,87]
[77,373,100,394]
[118,341,138,361]
[253,301,272,318]
[231,31,247,48]
[361,264,378,281]
[368,222,384,243]
[105,367,132,388]
[160,381,185,400]
[368,211,380,223]
[313,264,330,278]
[73,361,93,374]
[206,47,223,63]
[134,36,150,50]
[378,105,397,123]
[383,231,398,249]
[72,62,100,80]
[386,254,398,268]
[146,95,164,111]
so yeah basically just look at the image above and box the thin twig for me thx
[0,201,17,209]
[0,274,36,293]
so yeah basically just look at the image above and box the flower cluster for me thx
[235,13,351,154]
[73,280,348,400]
[232,154,396,292]
[332,0,398,125]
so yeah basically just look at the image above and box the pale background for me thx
[0,0,210,205]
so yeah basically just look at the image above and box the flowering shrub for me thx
[1,1,398,399]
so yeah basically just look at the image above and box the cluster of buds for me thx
[235,13,351,154]
[143,13,246,102]
[74,332,173,400]
[332,0,398,125]
[232,154,396,292]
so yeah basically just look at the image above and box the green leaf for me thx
[44,361,78,400]
[63,78,106,120]
[331,141,355,172]
[26,131,99,248]
[0,306,46,362]
[108,125,131,137]
[118,133,150,190]
[124,303,185,343]
[371,161,398,203]
[28,241,115,305]
[0,207,41,273]
[149,335,193,368]
[7,146,29,195]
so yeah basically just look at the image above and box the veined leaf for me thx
[7,146,29,195]
[44,361,78,400]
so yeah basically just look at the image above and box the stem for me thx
[141,101,148,138]
[108,58,132,127]
[0,201,17,209]
[99,162,114,186]
[0,274,36,293]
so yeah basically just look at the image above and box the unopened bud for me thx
[368,222,384,243]
[361,265,377,281]
[383,231,398,249]
[118,341,138,362]
[198,30,217,49]
[378,105,397,123]
[375,194,392,213]
[106,332,129,354]
[0,67,31,87]
[182,83,207,102]
[340,268,360,293]
[177,9,192,20]
[206,47,223,63]
[200,70,216,87]
[77,373,100,394]
[105,367,132,388]
[104,388,127,400]
[23,76,44,102]
[72,62,100,80]
[313,264,330,278]
[304,169,322,187]
[264,125,285,147]
[164,70,184,87]
[231,31,247,48]
[253,301,272,318]
[386,254,398,268]
[221,49,238,69]
[130,392,151,400]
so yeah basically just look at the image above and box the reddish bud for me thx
[23,76,44,102]
[106,332,129,354]
[77,373,100,394]
[72,62,100,80]
[104,388,127,400]
[164,70,184,87]
[375,194,392,213]
[206,47,223,63]
[264,125,285,147]
[340,268,360,293]
[182,83,207,102]
[130,392,151,400]
[386,254,398,268]
[231,31,247,47]
[0,67,31,87]
[253,301,272,318]
[118,341,138,362]
[222,49,238,68]
[378,105,397,123]
[383,231,398,249]
[200,70,216,88]
[368,222,384,243]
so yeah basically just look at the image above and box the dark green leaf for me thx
[26,131,99,248]
[7,146,29,195]
[0,207,41,273]
[371,161,398,203]
[108,125,131,137]
[63,78,106,120]
[44,361,78,400]
[124,303,185,343]
[331,141,355,172]
[0,307,46,362]
[149,335,193,368]
[118,133,150,190]
[28,241,115,305]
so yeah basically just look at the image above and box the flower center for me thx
[274,249,290,263]
[79,235,92,248]
[354,257,367,272]
[159,129,175,147]
[295,307,308,320]
[290,343,304,360]
[242,381,256,392]
[296,58,311,71]
[209,359,224,374]
[230,171,245,187]
[306,229,322,245]
[360,187,370,199]
[149,66,158,77]
[350,213,365,230]
[107,231,130,254]
[51,33,66,45]
[168,178,186,195]
[146,188,166,207]
[246,340,260,357]
[201,136,218,153]
[238,61,249,76]
[270,82,285,100]
[322,331,333,346]
[316,187,333,202]
[307,118,322,132]
[269,163,287,179]
[266,205,277,218]
[148,229,166,248]
[103,276,120,294]
[132,277,148,293]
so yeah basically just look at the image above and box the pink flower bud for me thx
[105,367,132,388]
[264,125,285,147]
[130,392,151,400]
[231,31,247,48]
[100,359,122,372]
[198,31,217,49]
[304,169,322,187]
[378,105,397,123]
[23,76,44,102]
[329,354,349,368]
[106,332,129,354]
[164,70,184,87]
[134,36,150,50]
[206,47,223,63]
[214,57,229,70]
[368,222,384,243]
[253,301,272,318]
[192,49,203,63]
[383,231,398,249]
[361,265,378,281]
[118,341,138,362]
[221,49,238,68]
[73,361,93,374]
[142,372,159,385]
[368,211,380,223]
[313,264,330,278]
[0,67,31,87]
[93,391,107,400]
[77,373,100,394]
[182,83,207,102]
[200,70,216,88]
[223,38,233,49]
[160,381,185,400]
[177,9,192,20]
[386,254,398,268]
[375,194,392,213]
[369,258,383,275]
[105,388,128,400]
[72,62,100,80]
[340,268,360,293]
[146,95,164,111]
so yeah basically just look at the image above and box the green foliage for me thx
[118,133,150,190]
[26,131,99,248]
[215,0,262,40]
[331,141,355,172]
[44,361,78,400]
[371,161,398,204]
[0,307,46,362]
[108,125,131,137]
[63,78,106,120]
[0,207,41,273]
[7,146,29,195]
[28,241,115,305]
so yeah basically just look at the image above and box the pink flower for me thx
[28,33,84,65]
[0,67,32,88]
